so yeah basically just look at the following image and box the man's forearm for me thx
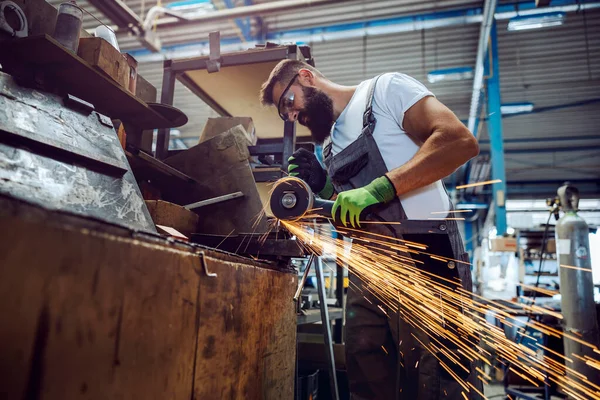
[385,128,479,196]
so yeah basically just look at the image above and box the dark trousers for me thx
[345,272,482,400]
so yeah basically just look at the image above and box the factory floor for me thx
[484,383,565,399]
[484,384,506,398]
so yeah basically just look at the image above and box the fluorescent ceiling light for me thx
[507,12,566,31]
[501,102,534,115]
[456,203,488,210]
[427,67,474,83]
[166,0,214,11]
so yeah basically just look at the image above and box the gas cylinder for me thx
[555,183,600,386]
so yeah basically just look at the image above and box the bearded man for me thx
[260,60,482,400]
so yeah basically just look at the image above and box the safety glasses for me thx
[278,73,299,121]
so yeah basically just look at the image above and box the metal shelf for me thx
[0,35,179,129]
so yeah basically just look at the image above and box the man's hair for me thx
[259,59,323,106]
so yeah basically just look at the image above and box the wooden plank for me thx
[194,255,297,399]
[109,238,198,399]
[200,117,256,145]
[0,35,176,129]
[0,206,127,399]
[78,38,130,90]
[0,197,296,399]
[146,200,199,237]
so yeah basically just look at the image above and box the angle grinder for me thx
[269,177,334,221]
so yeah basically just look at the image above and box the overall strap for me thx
[362,74,384,130]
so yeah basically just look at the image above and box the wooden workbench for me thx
[0,196,296,399]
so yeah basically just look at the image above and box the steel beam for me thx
[467,0,497,134]
[486,21,507,235]
[465,221,474,256]
[86,0,142,29]
[479,134,600,144]
[156,62,176,160]
[479,145,600,155]
[222,0,254,41]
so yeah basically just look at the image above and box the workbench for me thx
[0,196,297,399]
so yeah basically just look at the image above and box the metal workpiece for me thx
[0,72,156,232]
[0,72,128,174]
[190,231,304,266]
[555,184,600,387]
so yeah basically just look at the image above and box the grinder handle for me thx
[313,198,334,218]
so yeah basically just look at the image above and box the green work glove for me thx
[332,176,396,228]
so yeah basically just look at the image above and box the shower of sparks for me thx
[354,221,403,225]
[431,210,474,214]
[456,179,502,190]
[427,217,466,221]
[279,219,600,399]
[560,264,593,273]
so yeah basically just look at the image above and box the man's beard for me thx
[299,86,334,144]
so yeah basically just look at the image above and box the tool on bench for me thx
[185,191,244,210]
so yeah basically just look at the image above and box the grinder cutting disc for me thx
[269,177,314,221]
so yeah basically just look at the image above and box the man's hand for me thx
[332,176,396,227]
[288,148,334,199]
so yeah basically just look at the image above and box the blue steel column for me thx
[486,20,508,235]
[465,221,474,257]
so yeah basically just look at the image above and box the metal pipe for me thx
[294,254,314,302]
[152,0,347,28]
[315,257,340,400]
[143,6,191,32]
[467,0,497,134]
[86,0,142,29]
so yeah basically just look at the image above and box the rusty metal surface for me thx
[0,72,156,232]
[0,72,129,173]
[191,231,305,259]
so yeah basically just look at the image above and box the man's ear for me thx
[297,68,316,86]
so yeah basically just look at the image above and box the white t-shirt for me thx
[328,72,450,219]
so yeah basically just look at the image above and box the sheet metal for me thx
[0,72,156,232]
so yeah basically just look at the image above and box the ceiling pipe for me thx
[114,0,345,51]
[130,1,600,62]
[86,0,142,29]
[467,0,497,134]
[137,0,347,30]
[143,7,191,32]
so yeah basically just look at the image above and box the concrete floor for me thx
[484,383,565,399]
[484,384,506,399]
